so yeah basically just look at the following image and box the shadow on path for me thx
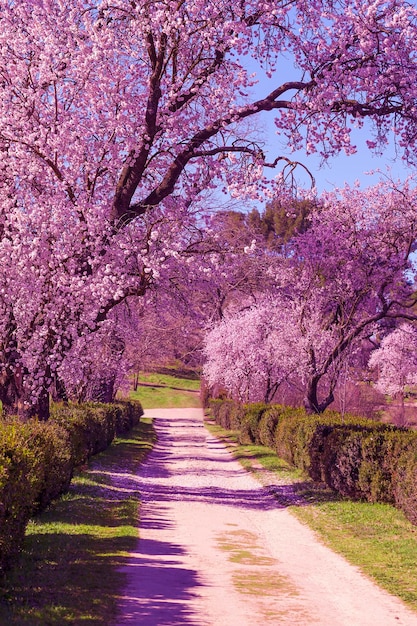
[115,409,333,625]
[117,548,205,626]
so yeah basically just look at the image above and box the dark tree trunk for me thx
[51,376,68,403]
[1,382,50,421]
[133,372,139,391]
[264,374,273,404]
[0,366,50,421]
[0,368,18,418]
[264,372,280,404]
[19,387,50,421]
[303,377,334,414]
[395,391,406,427]
[91,375,116,403]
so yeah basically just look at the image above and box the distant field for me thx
[136,371,200,390]
[122,371,201,409]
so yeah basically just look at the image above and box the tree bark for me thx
[51,376,69,403]
[133,372,140,391]
[396,391,406,427]
[0,369,18,418]
[303,377,334,414]
[0,366,50,421]
[1,383,50,421]
[19,387,50,421]
[90,375,116,403]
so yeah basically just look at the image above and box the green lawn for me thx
[135,371,200,391]
[123,370,201,409]
[0,420,156,625]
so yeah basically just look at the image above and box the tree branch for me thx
[120,81,312,222]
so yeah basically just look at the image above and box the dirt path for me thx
[114,408,417,625]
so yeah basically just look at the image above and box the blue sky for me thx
[256,109,413,193]
[245,57,415,195]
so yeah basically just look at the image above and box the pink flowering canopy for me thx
[203,179,417,412]
[369,324,417,398]
[1,0,417,417]
[203,298,302,403]
[368,323,417,424]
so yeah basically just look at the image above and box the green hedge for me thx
[209,399,245,431]
[50,401,142,467]
[395,444,417,524]
[209,399,417,525]
[0,400,143,577]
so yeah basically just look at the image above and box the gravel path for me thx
[114,407,417,625]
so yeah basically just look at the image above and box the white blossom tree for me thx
[369,324,417,425]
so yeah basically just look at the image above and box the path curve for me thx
[115,407,417,625]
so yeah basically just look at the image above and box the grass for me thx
[136,371,200,391]
[293,500,417,608]
[205,422,304,481]
[205,417,417,613]
[123,370,201,409]
[0,370,197,622]
[0,419,156,625]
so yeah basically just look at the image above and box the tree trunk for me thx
[0,368,18,418]
[303,377,334,414]
[0,366,50,421]
[133,372,139,391]
[90,375,116,403]
[51,376,68,404]
[264,373,279,404]
[18,387,50,421]
[1,382,50,420]
[395,391,406,427]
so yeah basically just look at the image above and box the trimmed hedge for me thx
[209,399,417,525]
[238,403,269,444]
[210,399,245,431]
[0,400,143,577]
[51,401,142,467]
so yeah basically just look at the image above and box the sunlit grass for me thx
[124,371,201,409]
[0,419,156,625]
[137,371,200,391]
[128,385,201,409]
[205,418,417,613]
[292,499,417,611]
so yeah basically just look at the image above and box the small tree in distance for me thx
[369,324,417,426]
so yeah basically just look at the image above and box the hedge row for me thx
[210,399,417,525]
[0,400,143,577]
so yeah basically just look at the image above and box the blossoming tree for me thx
[2,0,417,418]
[203,299,301,402]
[204,180,417,412]
[369,324,417,425]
